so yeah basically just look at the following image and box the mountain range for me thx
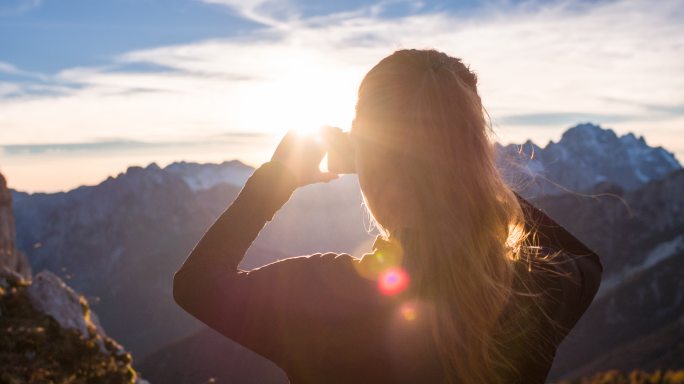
[8,122,683,382]
[496,122,680,197]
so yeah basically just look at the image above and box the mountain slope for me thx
[538,170,684,380]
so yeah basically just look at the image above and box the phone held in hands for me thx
[325,127,356,174]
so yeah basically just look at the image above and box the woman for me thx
[173,49,603,383]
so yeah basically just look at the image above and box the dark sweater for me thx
[173,161,603,383]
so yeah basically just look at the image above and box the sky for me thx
[1,0,683,192]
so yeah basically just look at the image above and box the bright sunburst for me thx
[231,54,361,138]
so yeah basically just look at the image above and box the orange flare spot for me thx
[400,302,417,321]
[354,250,403,280]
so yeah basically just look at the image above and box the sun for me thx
[229,55,362,140]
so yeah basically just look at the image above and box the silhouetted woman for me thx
[173,49,603,383]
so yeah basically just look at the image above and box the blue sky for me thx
[1,0,483,73]
[1,0,256,73]
[1,0,683,191]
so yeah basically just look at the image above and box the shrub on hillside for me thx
[0,271,139,384]
[556,369,684,384]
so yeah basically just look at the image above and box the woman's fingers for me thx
[270,130,300,163]
[270,129,335,187]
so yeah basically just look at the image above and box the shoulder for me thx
[513,245,601,331]
[244,252,362,285]
[511,247,564,309]
[251,252,358,271]
[245,252,378,315]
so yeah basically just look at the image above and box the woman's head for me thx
[352,49,498,234]
[351,49,530,382]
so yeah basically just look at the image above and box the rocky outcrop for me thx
[26,271,111,352]
[0,266,143,383]
[0,173,31,279]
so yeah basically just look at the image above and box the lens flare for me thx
[354,250,402,280]
[378,267,409,296]
[400,302,417,321]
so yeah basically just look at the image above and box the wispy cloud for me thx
[0,0,42,17]
[1,0,682,156]
[200,0,298,28]
[0,132,272,156]
[0,61,47,80]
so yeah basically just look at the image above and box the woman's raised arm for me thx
[172,130,346,366]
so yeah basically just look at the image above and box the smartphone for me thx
[325,128,356,174]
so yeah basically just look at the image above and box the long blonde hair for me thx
[352,49,532,383]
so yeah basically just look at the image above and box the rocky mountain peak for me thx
[164,159,255,191]
[497,123,682,196]
[560,122,616,141]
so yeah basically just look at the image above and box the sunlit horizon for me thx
[2,119,681,193]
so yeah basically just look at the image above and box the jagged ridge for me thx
[497,123,681,197]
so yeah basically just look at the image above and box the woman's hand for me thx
[270,129,339,187]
